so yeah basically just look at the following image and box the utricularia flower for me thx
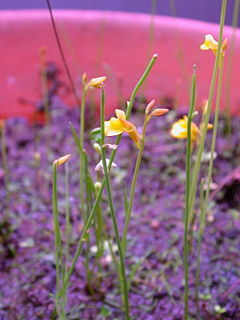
[171,116,212,147]
[82,73,106,90]
[104,109,142,148]
[200,34,227,57]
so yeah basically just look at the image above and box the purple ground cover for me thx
[0,90,240,319]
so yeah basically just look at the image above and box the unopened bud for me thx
[94,181,102,191]
[150,108,169,117]
[93,143,101,155]
[222,38,228,51]
[82,72,88,86]
[191,111,198,119]
[53,154,71,168]
[145,99,155,115]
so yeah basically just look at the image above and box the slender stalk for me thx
[61,54,158,295]
[95,172,104,258]
[64,161,71,273]
[45,0,81,107]
[100,87,130,319]
[83,151,94,293]
[40,48,50,125]
[195,179,205,317]
[183,66,197,320]
[188,0,227,226]
[202,60,225,221]
[79,88,87,221]
[52,164,63,317]
[224,0,240,135]
[1,123,10,217]
[121,119,148,256]
[194,53,225,316]
[62,161,71,317]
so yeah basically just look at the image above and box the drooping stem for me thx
[45,0,81,107]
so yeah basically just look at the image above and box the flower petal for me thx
[115,109,126,120]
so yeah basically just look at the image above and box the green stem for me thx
[188,0,227,225]
[64,162,71,274]
[121,119,148,256]
[202,60,224,219]
[100,87,130,319]
[79,88,87,221]
[61,161,71,317]
[52,164,63,317]
[95,175,104,258]
[224,0,240,135]
[84,151,94,294]
[61,54,158,296]
[194,54,225,318]
[195,179,205,317]
[183,66,197,320]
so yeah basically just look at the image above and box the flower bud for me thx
[93,143,101,155]
[145,99,155,115]
[82,72,88,86]
[53,154,71,168]
[94,181,102,191]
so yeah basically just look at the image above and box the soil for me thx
[0,84,240,320]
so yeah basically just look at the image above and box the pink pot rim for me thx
[0,10,239,119]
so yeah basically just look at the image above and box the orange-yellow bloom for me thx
[104,109,141,148]
[171,116,213,148]
[200,34,227,56]
[171,116,200,144]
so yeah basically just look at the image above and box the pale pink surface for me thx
[0,10,239,119]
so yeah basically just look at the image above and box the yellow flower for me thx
[171,116,200,144]
[200,34,227,56]
[171,116,213,148]
[82,73,107,90]
[200,34,218,53]
[104,109,141,148]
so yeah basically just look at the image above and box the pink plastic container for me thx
[0,10,239,120]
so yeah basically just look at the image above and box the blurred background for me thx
[0,0,239,26]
